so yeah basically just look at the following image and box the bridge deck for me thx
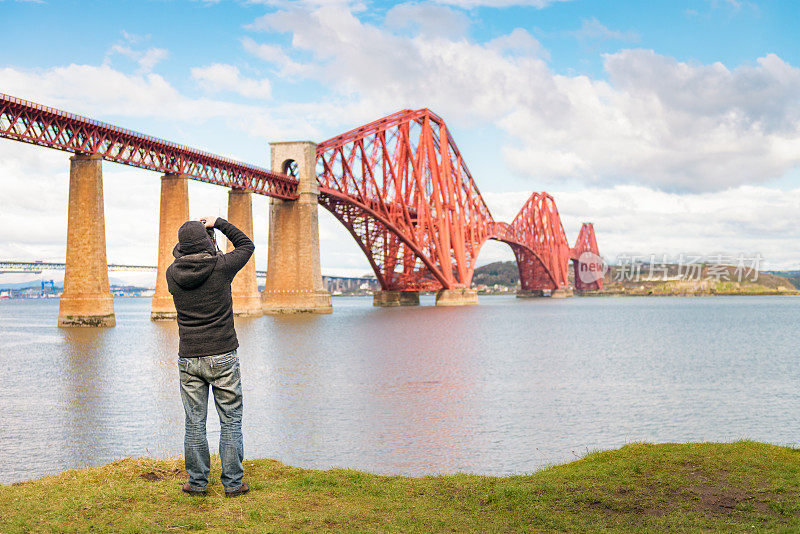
[0,93,298,199]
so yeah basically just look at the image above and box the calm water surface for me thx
[1,295,799,484]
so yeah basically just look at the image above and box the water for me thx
[1,295,798,484]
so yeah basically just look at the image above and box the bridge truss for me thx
[0,93,602,293]
[316,109,602,292]
[0,93,298,199]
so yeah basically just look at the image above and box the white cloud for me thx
[190,63,273,100]
[107,44,169,74]
[1,64,217,120]
[0,141,278,285]
[482,185,800,269]
[571,17,639,43]
[687,0,759,19]
[244,0,368,9]
[0,63,325,141]
[385,3,470,39]
[240,37,311,77]
[433,0,571,8]
[120,30,148,44]
[488,27,549,59]
[244,5,800,192]
[708,0,758,13]
[247,6,554,122]
[0,140,373,283]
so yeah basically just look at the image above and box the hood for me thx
[174,220,216,257]
[169,221,220,289]
[169,252,219,290]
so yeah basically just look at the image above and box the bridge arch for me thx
[317,190,448,290]
[476,237,560,291]
[281,159,299,179]
[314,108,495,293]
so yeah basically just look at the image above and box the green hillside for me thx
[472,261,519,287]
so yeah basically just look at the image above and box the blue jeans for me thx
[178,350,244,491]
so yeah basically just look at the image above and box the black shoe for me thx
[182,482,207,496]
[225,482,250,498]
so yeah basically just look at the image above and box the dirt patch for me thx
[140,469,187,482]
[576,462,799,520]
[676,461,776,516]
[583,497,654,516]
[686,483,761,515]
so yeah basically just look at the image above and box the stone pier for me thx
[227,188,262,316]
[516,290,547,298]
[435,288,478,306]
[261,141,332,314]
[58,154,115,327]
[551,288,573,298]
[373,290,420,307]
[516,288,573,298]
[151,173,189,321]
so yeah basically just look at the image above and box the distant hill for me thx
[602,265,798,296]
[470,261,798,296]
[764,271,800,290]
[472,261,519,287]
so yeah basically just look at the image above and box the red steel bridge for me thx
[0,92,602,298]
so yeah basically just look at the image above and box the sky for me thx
[1,0,799,286]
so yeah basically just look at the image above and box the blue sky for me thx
[1,0,800,282]
[6,1,797,77]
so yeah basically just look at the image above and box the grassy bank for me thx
[3,442,800,533]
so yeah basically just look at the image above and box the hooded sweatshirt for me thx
[166,218,254,358]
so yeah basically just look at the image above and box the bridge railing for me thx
[0,93,299,199]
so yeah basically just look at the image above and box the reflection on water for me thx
[1,295,799,484]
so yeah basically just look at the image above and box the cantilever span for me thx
[315,108,603,299]
[0,92,602,325]
[316,108,492,291]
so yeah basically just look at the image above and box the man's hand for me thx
[200,216,218,228]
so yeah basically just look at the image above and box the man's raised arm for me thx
[202,216,254,278]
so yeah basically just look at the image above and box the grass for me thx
[2,441,800,533]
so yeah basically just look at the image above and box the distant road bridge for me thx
[0,260,159,274]
[0,260,264,277]
[0,92,602,326]
[0,261,379,293]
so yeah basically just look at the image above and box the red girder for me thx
[488,193,571,291]
[316,109,493,290]
[316,109,602,292]
[0,93,298,199]
[0,93,601,292]
[570,223,604,291]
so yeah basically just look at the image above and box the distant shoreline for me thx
[576,290,798,297]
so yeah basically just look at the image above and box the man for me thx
[166,215,253,498]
